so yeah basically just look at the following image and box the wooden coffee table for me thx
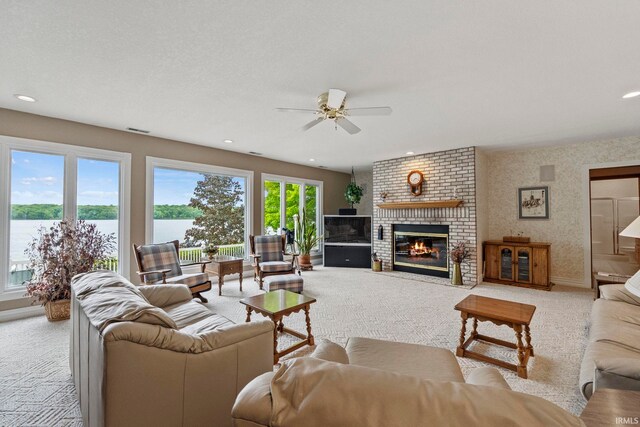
[455,295,536,379]
[240,290,316,364]
[205,255,243,296]
[581,389,640,426]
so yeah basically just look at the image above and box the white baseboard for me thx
[550,276,589,288]
[0,305,44,323]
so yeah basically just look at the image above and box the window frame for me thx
[0,136,131,299]
[261,173,323,252]
[145,157,254,260]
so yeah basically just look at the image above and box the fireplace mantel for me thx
[377,200,464,209]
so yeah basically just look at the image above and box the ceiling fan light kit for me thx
[277,88,392,134]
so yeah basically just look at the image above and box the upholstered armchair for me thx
[132,240,212,303]
[249,235,298,289]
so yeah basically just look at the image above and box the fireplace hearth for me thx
[393,224,449,278]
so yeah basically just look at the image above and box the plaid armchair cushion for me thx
[254,235,284,262]
[139,242,183,283]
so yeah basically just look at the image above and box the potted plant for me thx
[24,218,115,321]
[449,241,471,286]
[203,242,219,259]
[295,207,322,270]
[341,167,363,215]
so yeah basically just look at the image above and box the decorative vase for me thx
[452,262,463,286]
[298,254,313,271]
[44,299,71,321]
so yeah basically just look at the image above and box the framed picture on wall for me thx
[518,186,549,219]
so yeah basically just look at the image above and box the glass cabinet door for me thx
[499,247,514,281]
[516,247,532,283]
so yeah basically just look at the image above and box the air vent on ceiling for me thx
[248,151,263,156]
[126,127,150,134]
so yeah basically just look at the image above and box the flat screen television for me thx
[323,215,372,244]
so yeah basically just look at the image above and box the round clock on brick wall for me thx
[407,170,424,196]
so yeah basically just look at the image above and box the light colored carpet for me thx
[0,266,593,425]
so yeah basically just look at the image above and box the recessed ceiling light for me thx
[406,151,415,155]
[309,158,315,162]
[623,91,640,99]
[224,139,233,144]
[14,94,36,102]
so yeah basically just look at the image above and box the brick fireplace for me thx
[373,147,478,284]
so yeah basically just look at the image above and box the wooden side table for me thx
[205,255,243,296]
[455,295,536,379]
[240,290,316,364]
[580,389,640,426]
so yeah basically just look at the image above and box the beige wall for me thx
[0,108,350,310]
[485,136,640,286]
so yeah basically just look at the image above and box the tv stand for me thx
[323,215,372,268]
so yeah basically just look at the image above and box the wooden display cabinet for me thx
[483,241,552,290]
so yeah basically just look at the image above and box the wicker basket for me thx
[44,299,71,321]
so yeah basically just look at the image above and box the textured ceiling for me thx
[1,1,640,172]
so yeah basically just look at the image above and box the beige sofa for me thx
[232,338,584,427]
[579,282,640,399]
[70,270,274,427]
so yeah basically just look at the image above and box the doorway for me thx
[589,167,640,277]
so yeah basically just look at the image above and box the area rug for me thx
[371,269,477,289]
[0,266,593,425]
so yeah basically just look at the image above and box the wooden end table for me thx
[240,290,316,364]
[455,295,536,379]
[205,255,243,296]
[581,389,640,426]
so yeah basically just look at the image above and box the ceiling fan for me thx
[276,88,392,135]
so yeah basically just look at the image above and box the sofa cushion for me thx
[600,284,640,306]
[466,367,511,389]
[163,272,210,288]
[311,340,350,364]
[346,337,464,383]
[254,235,284,262]
[232,372,275,427]
[269,357,583,427]
[260,261,292,273]
[72,270,177,331]
[625,269,640,298]
[589,299,640,352]
[163,299,229,330]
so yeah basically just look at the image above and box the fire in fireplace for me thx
[393,224,449,278]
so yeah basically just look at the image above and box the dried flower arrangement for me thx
[24,219,116,305]
[449,241,471,264]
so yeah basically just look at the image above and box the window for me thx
[146,157,253,260]
[262,174,323,250]
[0,136,131,296]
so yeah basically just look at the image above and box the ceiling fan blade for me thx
[276,108,320,114]
[327,89,347,109]
[302,117,325,131]
[335,117,361,135]
[343,107,392,116]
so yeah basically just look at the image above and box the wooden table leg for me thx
[272,316,280,364]
[471,317,478,338]
[245,306,252,323]
[524,324,534,357]
[514,324,527,379]
[456,312,468,357]
[277,319,284,332]
[304,304,314,346]
[239,270,243,292]
[218,275,223,296]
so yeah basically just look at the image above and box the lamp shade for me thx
[620,216,640,239]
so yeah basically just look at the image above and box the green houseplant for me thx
[295,207,322,270]
[344,182,363,208]
[24,218,115,321]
